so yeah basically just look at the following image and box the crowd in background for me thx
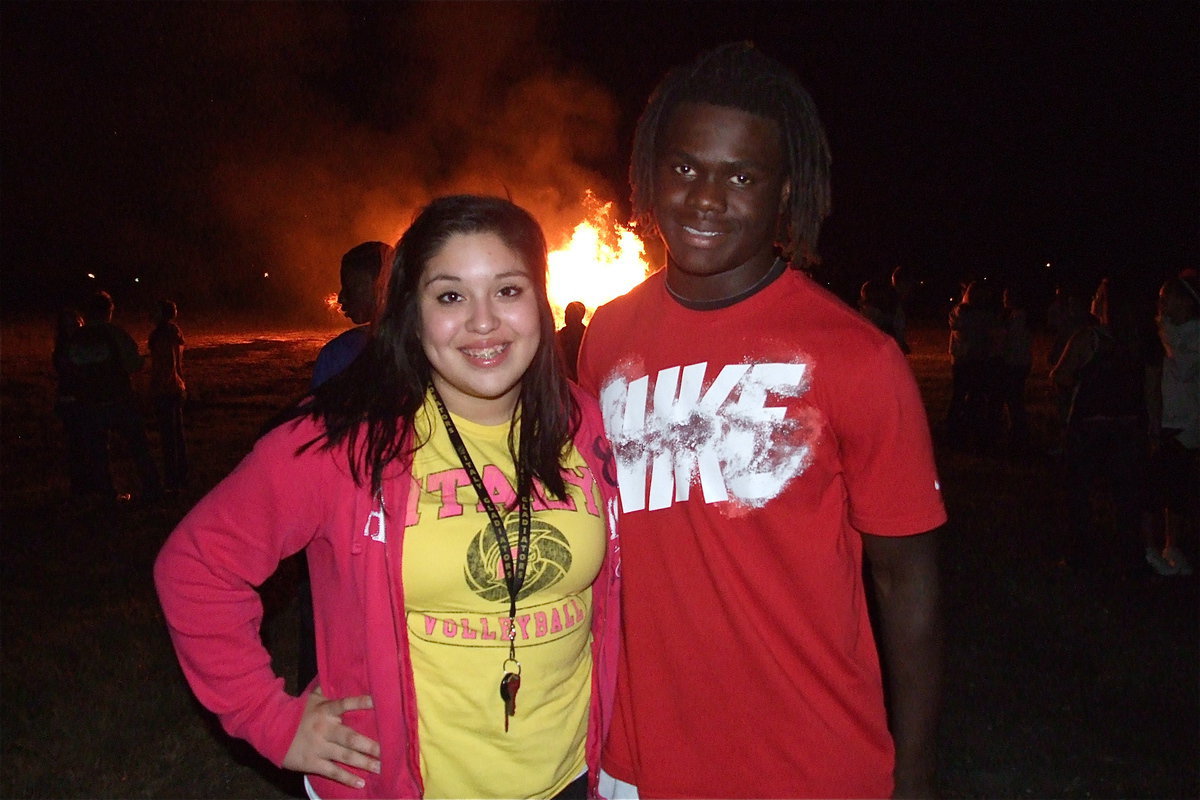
[51,290,186,508]
[855,268,1199,581]
[60,264,1198,589]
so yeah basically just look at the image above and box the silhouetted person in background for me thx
[1045,283,1099,454]
[947,280,1002,449]
[858,278,900,344]
[64,290,162,504]
[52,307,88,496]
[298,240,394,691]
[312,241,394,388]
[1050,277,1152,574]
[1145,273,1199,576]
[148,300,188,493]
[555,300,587,381]
[1046,283,1094,368]
[890,265,915,354]
[998,285,1033,452]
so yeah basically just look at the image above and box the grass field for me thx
[1,316,1196,798]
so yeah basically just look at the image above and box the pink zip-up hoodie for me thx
[155,385,621,798]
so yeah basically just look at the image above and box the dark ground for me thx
[0,318,1196,798]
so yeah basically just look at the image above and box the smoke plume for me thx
[191,3,621,321]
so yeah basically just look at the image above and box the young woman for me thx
[155,195,621,799]
[1050,277,1152,571]
[1146,273,1200,575]
[51,306,87,495]
[148,299,187,492]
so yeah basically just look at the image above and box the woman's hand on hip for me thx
[283,686,381,788]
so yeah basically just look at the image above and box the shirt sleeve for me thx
[836,338,947,537]
[311,327,368,389]
[312,345,336,389]
[114,326,144,374]
[153,422,325,765]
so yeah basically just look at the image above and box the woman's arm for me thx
[154,423,325,765]
[1049,327,1096,390]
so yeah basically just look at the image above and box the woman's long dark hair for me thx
[270,195,579,501]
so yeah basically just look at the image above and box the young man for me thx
[556,300,588,381]
[298,240,394,690]
[578,43,946,798]
[66,290,163,503]
[311,241,394,388]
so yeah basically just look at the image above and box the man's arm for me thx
[113,326,145,374]
[862,528,942,799]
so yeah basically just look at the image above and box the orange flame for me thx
[547,191,652,327]
[324,292,340,312]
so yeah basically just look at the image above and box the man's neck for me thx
[665,256,788,311]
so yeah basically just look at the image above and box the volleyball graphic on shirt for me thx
[464,517,573,602]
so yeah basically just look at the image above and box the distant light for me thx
[134,277,140,283]
[263,272,269,278]
[86,273,96,279]
[1045,263,1052,268]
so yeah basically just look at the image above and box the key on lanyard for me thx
[499,672,521,732]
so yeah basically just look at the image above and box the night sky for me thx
[2,1,1196,320]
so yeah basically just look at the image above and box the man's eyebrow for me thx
[661,147,771,171]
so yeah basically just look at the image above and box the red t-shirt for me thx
[578,267,947,798]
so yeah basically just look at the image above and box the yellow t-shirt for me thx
[403,399,606,798]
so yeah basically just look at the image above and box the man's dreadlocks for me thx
[629,41,832,266]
